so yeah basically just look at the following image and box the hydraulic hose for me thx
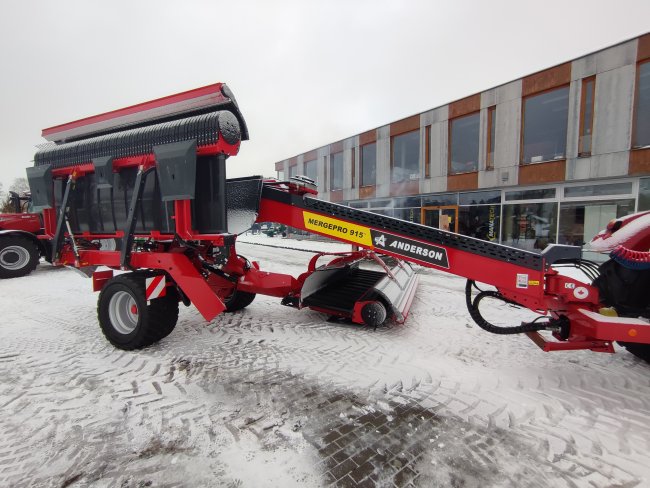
[465,280,550,335]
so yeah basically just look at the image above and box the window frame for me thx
[520,84,570,165]
[632,59,650,149]
[303,159,317,184]
[390,129,420,182]
[360,142,377,188]
[448,111,480,175]
[351,147,356,189]
[425,125,431,178]
[562,180,636,202]
[486,106,496,170]
[329,151,343,191]
[578,76,596,157]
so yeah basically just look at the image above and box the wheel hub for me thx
[0,246,30,270]
[108,291,140,334]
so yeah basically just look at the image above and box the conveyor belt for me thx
[262,185,544,271]
[302,268,385,313]
[34,110,241,169]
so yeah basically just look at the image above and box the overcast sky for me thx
[0,0,649,192]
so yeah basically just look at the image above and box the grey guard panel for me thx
[226,176,263,234]
[26,164,53,211]
[92,156,114,189]
[154,140,197,201]
[541,244,582,266]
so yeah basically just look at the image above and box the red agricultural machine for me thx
[12,83,650,361]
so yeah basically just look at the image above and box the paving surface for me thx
[1,239,649,487]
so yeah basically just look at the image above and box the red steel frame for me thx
[256,183,650,353]
[44,165,650,354]
[47,139,306,324]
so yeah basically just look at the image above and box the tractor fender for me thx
[0,230,49,259]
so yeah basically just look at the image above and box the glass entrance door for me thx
[421,206,458,232]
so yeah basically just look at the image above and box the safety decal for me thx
[370,230,449,268]
[573,287,589,300]
[303,211,373,246]
[516,274,528,289]
[145,275,167,300]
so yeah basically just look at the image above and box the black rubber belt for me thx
[34,110,236,169]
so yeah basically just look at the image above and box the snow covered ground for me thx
[1,234,649,487]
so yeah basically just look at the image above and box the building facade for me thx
[274,34,650,255]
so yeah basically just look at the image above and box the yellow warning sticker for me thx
[528,280,540,286]
[303,211,373,247]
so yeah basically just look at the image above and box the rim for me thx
[108,291,139,334]
[0,245,30,270]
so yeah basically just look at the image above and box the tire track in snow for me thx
[1,250,650,486]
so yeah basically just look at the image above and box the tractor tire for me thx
[224,289,256,312]
[97,272,179,350]
[0,235,39,279]
[619,342,650,363]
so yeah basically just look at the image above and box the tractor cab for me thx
[7,192,33,214]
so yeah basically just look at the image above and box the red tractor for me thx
[0,192,50,278]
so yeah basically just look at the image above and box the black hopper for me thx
[154,140,197,201]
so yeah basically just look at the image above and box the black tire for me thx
[0,235,39,279]
[619,342,650,363]
[224,289,256,312]
[97,272,179,350]
[361,301,387,328]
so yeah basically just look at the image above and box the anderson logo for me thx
[370,230,449,268]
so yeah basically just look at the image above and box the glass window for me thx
[361,143,376,187]
[450,112,480,174]
[564,182,632,198]
[634,61,650,147]
[370,208,394,217]
[351,148,356,188]
[505,188,556,201]
[330,152,343,190]
[502,202,558,251]
[422,193,458,206]
[639,178,650,211]
[459,190,501,205]
[486,106,496,170]
[578,77,595,156]
[277,170,285,180]
[393,196,422,207]
[392,130,420,182]
[394,208,421,224]
[304,159,318,183]
[559,199,635,246]
[522,86,569,163]
[289,165,297,178]
[458,205,500,241]
[348,200,369,209]
[369,199,393,208]
[425,125,431,178]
